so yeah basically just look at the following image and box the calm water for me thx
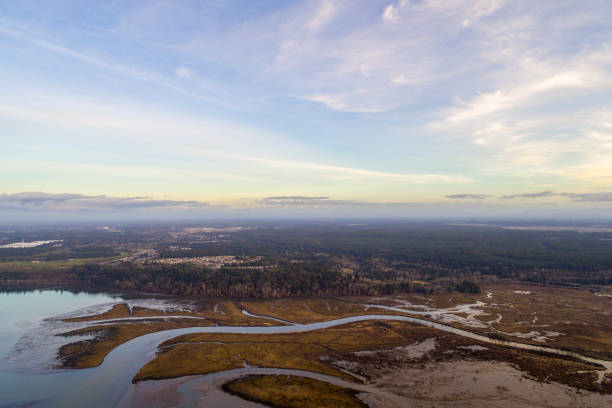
[0,290,120,360]
[0,290,121,407]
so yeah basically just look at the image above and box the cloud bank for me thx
[260,196,368,206]
[1,191,612,223]
[451,191,612,202]
[0,192,208,211]
[445,194,491,200]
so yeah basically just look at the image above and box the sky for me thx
[1,0,612,220]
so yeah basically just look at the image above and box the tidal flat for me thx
[2,283,611,407]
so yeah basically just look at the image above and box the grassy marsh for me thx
[222,375,367,408]
[134,320,610,392]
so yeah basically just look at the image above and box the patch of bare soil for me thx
[359,360,612,408]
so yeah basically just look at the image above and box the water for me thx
[0,290,120,363]
[0,290,610,407]
[0,290,121,407]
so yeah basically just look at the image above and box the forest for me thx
[1,222,611,295]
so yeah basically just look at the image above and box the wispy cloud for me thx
[307,0,337,31]
[0,83,470,185]
[382,0,504,27]
[426,13,612,178]
[264,196,330,200]
[175,66,193,78]
[440,71,602,124]
[259,196,367,206]
[0,192,208,211]
[500,191,557,200]
[500,191,612,202]
[382,3,400,24]
[0,21,221,105]
[443,191,612,203]
[234,155,471,183]
[445,194,491,200]
[568,192,612,202]
[1,1,612,212]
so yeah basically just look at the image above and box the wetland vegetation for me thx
[222,375,368,408]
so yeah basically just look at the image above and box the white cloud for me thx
[264,0,512,112]
[232,155,472,183]
[390,74,412,84]
[382,0,504,27]
[382,4,400,24]
[0,85,299,156]
[260,196,368,206]
[441,70,599,124]
[0,87,470,185]
[307,0,337,31]
[306,89,396,113]
[175,66,193,78]
[308,93,347,111]
[426,33,612,180]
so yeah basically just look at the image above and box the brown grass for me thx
[57,300,291,369]
[134,320,610,393]
[466,283,611,358]
[58,319,215,368]
[134,320,419,382]
[360,282,612,359]
[222,375,368,408]
[238,299,369,324]
[56,285,612,395]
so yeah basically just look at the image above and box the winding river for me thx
[1,290,610,407]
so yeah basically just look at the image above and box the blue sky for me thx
[1,0,612,219]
